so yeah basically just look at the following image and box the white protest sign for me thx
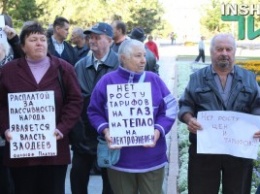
[0,15,7,43]
[8,91,57,158]
[107,82,154,147]
[197,111,260,159]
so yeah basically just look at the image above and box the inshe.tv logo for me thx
[221,3,260,40]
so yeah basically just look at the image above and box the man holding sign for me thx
[88,39,178,194]
[178,33,260,194]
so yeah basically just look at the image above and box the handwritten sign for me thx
[8,91,57,158]
[107,82,154,147]
[0,15,7,43]
[197,111,260,159]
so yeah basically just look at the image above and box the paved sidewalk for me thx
[159,44,179,194]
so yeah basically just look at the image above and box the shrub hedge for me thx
[236,60,260,83]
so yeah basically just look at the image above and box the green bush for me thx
[236,60,260,84]
[183,41,196,46]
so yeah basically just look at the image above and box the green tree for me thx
[3,0,43,27]
[200,0,231,34]
[36,0,113,28]
[1,0,166,36]
[0,0,8,14]
[125,0,164,34]
[35,0,164,34]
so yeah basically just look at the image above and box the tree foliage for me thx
[1,0,43,27]
[200,0,231,34]
[124,0,163,34]
[0,0,165,35]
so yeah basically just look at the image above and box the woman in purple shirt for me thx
[88,39,178,194]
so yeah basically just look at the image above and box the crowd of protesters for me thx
[1,13,259,194]
[0,15,164,194]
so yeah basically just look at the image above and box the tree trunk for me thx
[1,0,9,14]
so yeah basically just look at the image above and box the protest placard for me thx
[107,82,154,147]
[8,91,56,158]
[197,111,260,159]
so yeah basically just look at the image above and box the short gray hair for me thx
[72,27,86,39]
[210,33,236,52]
[118,39,145,63]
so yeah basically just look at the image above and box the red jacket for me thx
[145,41,159,60]
[0,55,83,167]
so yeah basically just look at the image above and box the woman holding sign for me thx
[0,21,83,194]
[88,39,178,194]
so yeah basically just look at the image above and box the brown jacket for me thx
[0,54,83,167]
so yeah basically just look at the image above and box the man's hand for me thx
[253,131,260,139]
[187,117,202,134]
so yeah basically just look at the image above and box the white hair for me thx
[0,41,12,56]
[118,39,145,64]
[72,27,86,39]
[210,33,236,52]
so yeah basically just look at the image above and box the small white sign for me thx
[8,91,57,158]
[197,111,260,159]
[107,82,154,147]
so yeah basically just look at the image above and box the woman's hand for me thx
[4,25,17,40]
[144,129,160,148]
[103,128,121,149]
[4,129,12,142]
[54,129,63,140]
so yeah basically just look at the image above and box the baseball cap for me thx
[129,27,146,42]
[84,22,113,38]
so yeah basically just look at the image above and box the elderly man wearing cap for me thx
[71,22,119,194]
[129,27,159,74]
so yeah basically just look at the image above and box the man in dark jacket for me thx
[129,27,159,74]
[48,17,78,65]
[111,20,128,53]
[178,33,260,194]
[72,22,119,194]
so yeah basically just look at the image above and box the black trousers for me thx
[188,143,253,194]
[70,151,113,194]
[10,165,67,194]
[0,147,14,194]
[195,49,205,63]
